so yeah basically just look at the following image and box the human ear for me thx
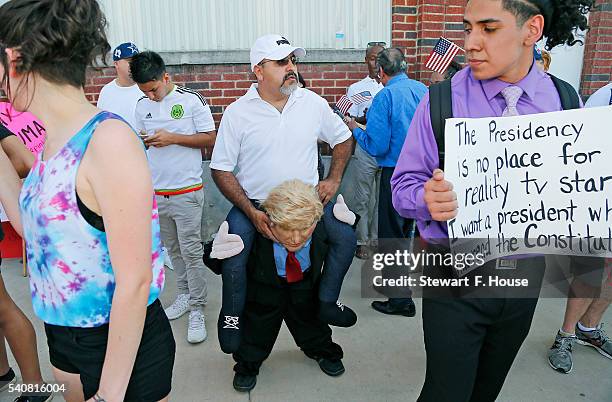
[4,48,21,78]
[524,14,545,47]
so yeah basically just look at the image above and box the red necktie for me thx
[285,251,303,283]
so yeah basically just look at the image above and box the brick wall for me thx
[84,62,367,158]
[14,1,612,125]
[579,1,612,98]
[85,62,368,127]
[391,0,465,82]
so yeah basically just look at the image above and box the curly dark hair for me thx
[501,0,596,50]
[0,0,110,91]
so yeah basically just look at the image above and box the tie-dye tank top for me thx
[19,112,165,327]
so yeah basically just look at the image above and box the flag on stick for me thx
[425,37,462,74]
[350,91,372,105]
[335,95,353,115]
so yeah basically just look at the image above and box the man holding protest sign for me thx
[390,0,595,401]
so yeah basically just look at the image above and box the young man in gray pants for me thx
[131,51,217,344]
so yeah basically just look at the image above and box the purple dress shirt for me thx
[391,63,567,243]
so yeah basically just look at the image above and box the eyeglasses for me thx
[259,55,299,67]
[367,41,386,48]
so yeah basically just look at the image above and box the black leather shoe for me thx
[371,299,416,317]
[233,373,257,392]
[317,358,345,377]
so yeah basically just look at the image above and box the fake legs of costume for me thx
[218,202,357,354]
[233,274,344,377]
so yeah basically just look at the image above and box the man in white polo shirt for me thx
[97,42,143,130]
[131,51,217,344]
[345,42,384,260]
[97,42,174,270]
[210,34,356,356]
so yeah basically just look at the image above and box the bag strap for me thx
[548,73,581,110]
[428,79,453,169]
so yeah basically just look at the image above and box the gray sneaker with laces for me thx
[575,323,612,360]
[548,330,575,374]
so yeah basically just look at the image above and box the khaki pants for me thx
[157,189,207,309]
[352,144,380,246]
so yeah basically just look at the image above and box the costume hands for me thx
[210,221,244,259]
[333,194,356,225]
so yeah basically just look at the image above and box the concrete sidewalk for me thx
[0,258,610,402]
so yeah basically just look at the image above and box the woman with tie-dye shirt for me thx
[0,1,175,401]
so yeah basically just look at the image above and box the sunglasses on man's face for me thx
[367,41,386,48]
[259,55,299,67]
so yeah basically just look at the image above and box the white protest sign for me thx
[444,106,612,267]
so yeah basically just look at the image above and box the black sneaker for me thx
[317,358,345,377]
[233,373,256,392]
[0,368,16,392]
[13,393,54,402]
[319,301,357,327]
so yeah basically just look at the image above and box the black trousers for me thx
[233,277,343,376]
[378,166,415,239]
[418,296,539,402]
[376,166,415,300]
[417,254,544,401]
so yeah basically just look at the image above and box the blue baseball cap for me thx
[533,45,543,61]
[113,42,139,61]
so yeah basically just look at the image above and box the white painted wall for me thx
[99,0,391,52]
[539,26,589,93]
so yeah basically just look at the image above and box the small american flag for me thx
[425,37,462,74]
[335,95,353,115]
[350,91,372,105]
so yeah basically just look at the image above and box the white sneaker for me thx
[162,247,174,270]
[187,310,207,344]
[164,294,189,320]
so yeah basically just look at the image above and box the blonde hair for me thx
[541,50,551,71]
[262,180,324,230]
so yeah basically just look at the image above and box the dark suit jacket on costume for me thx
[245,221,328,305]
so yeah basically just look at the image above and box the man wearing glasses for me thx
[345,48,427,317]
[346,42,385,260]
[210,34,356,372]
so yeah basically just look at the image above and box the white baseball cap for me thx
[249,34,306,71]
